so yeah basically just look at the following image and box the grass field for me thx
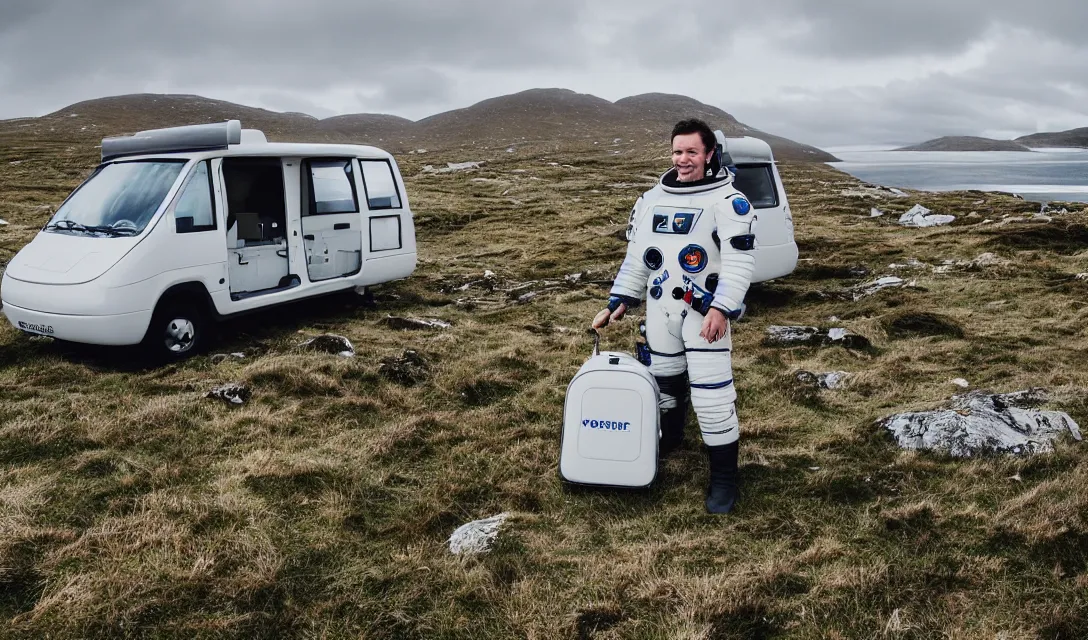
[0,137,1087,639]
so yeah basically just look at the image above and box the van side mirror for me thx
[175,216,194,233]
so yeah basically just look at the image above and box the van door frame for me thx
[217,155,298,303]
[282,157,307,281]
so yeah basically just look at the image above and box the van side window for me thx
[732,164,779,209]
[175,160,216,233]
[359,160,402,210]
[307,159,358,214]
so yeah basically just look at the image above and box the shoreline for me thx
[825,147,1088,204]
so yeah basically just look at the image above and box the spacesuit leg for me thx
[644,302,688,456]
[682,312,741,513]
[681,313,739,447]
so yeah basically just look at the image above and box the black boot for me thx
[655,373,689,458]
[659,402,687,458]
[705,441,739,514]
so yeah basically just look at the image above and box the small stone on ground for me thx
[301,334,355,357]
[448,513,510,555]
[382,316,452,331]
[206,382,251,405]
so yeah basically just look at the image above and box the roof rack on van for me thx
[101,119,243,162]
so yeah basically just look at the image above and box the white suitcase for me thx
[559,331,661,488]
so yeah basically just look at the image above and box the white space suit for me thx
[607,165,756,450]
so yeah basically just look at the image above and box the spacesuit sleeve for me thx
[709,196,756,315]
[607,196,651,306]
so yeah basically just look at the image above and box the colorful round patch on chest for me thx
[732,197,751,215]
[678,244,708,273]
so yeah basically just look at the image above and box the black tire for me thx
[142,298,210,362]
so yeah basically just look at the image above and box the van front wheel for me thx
[143,300,208,361]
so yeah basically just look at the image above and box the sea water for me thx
[827,147,1088,203]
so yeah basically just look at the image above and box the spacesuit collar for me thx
[659,166,734,194]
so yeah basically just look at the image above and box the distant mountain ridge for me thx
[1015,127,1088,149]
[0,89,838,162]
[896,136,1034,152]
[902,129,1088,152]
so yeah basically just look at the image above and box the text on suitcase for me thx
[582,419,631,431]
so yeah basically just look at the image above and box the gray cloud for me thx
[2,0,1087,146]
[608,0,1088,61]
[743,0,1088,58]
[0,0,589,112]
[370,67,455,111]
[0,0,589,75]
[733,32,1088,146]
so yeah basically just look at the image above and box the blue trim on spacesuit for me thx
[690,379,734,390]
[701,426,737,436]
[686,347,731,353]
[608,294,641,311]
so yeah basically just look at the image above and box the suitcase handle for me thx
[587,328,600,356]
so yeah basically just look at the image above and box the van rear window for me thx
[732,164,779,209]
[359,160,402,210]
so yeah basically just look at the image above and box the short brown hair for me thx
[671,119,716,153]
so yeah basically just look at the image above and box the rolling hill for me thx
[1016,127,1088,148]
[896,136,1034,152]
[0,89,838,162]
[39,94,319,141]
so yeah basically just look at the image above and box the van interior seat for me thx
[235,212,263,243]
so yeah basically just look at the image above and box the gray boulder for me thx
[766,325,820,344]
[899,204,955,227]
[765,325,872,350]
[795,370,850,389]
[879,389,1081,457]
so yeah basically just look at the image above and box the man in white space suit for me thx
[592,118,756,514]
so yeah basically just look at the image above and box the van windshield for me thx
[45,160,187,236]
[732,164,779,209]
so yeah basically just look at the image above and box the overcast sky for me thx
[2,0,1086,147]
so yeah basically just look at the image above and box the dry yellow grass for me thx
[0,133,1086,639]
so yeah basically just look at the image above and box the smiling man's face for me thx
[672,132,712,183]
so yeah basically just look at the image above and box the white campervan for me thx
[718,133,797,282]
[1,120,416,359]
